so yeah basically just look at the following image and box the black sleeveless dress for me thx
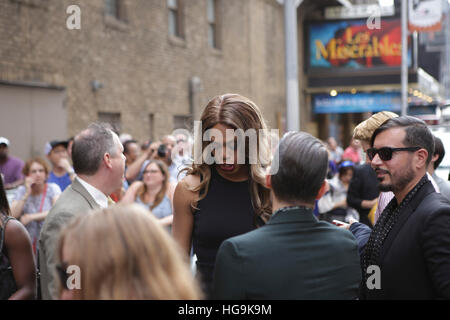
[193,166,262,298]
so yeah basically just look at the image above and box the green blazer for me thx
[38,178,100,300]
[212,207,361,300]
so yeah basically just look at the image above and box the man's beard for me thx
[377,165,415,193]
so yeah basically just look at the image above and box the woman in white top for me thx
[10,157,61,256]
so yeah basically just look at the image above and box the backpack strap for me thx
[0,216,16,254]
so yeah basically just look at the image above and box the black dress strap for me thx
[0,216,15,253]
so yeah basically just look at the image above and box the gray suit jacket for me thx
[38,178,100,300]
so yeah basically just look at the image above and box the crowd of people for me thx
[1,93,450,300]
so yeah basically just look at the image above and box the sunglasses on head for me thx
[366,146,421,161]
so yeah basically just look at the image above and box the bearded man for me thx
[356,116,450,299]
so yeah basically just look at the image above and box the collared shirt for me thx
[76,176,108,208]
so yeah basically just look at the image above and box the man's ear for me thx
[315,180,329,200]
[104,153,112,169]
[416,149,428,170]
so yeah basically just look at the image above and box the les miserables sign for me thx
[308,18,412,70]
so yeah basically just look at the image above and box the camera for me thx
[157,144,167,158]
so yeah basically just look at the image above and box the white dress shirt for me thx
[76,176,108,208]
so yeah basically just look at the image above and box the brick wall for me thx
[0,0,286,141]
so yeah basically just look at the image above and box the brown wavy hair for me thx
[58,204,202,300]
[185,93,272,223]
[138,160,169,210]
[22,157,50,177]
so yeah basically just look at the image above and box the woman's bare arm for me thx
[5,219,36,300]
[120,181,143,204]
[172,175,199,256]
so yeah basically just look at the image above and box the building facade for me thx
[0,0,286,160]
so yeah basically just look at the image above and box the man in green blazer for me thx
[39,123,126,300]
[212,132,361,300]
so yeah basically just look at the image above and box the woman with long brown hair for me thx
[0,173,36,300]
[121,159,176,227]
[173,93,272,298]
[57,204,202,300]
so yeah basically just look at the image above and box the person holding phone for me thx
[10,158,61,257]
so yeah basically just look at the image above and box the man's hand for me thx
[58,158,73,173]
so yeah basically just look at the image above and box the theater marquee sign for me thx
[307,18,412,70]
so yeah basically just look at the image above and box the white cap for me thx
[0,137,9,146]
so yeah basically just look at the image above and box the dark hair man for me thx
[0,137,24,190]
[39,123,126,300]
[358,116,450,299]
[428,136,450,200]
[212,132,361,299]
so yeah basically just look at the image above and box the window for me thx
[98,112,121,134]
[207,0,221,49]
[168,0,184,38]
[105,0,127,22]
[173,115,192,131]
[105,0,119,18]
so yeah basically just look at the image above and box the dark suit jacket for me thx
[361,181,450,299]
[39,178,100,300]
[347,163,379,227]
[212,207,361,300]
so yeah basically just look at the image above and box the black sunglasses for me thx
[55,263,69,290]
[366,146,421,161]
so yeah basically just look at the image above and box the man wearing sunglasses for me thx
[356,116,450,299]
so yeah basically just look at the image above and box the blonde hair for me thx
[185,93,272,223]
[58,204,202,300]
[353,111,399,142]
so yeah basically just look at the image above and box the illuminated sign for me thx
[313,92,401,114]
[308,18,412,69]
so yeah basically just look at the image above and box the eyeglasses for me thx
[55,263,69,290]
[143,169,160,174]
[366,146,421,161]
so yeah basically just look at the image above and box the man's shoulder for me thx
[419,190,450,210]
[222,220,356,253]
[7,156,24,167]
[412,191,450,225]
[45,186,91,223]
[435,178,450,200]
[219,225,269,255]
